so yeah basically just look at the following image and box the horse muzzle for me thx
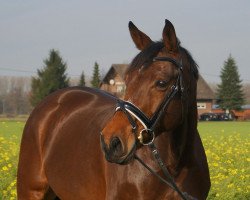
[100,134,136,165]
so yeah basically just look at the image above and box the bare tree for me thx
[0,76,32,115]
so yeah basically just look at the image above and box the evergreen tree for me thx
[78,71,86,87]
[30,49,69,106]
[91,62,101,88]
[217,55,245,111]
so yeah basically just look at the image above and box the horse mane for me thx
[179,46,199,80]
[127,40,199,80]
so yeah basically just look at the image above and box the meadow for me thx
[0,120,249,199]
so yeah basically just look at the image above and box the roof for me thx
[112,64,129,79]
[197,75,215,100]
[101,64,128,83]
[101,64,215,100]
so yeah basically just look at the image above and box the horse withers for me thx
[17,20,210,199]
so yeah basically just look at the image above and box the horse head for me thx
[101,19,198,165]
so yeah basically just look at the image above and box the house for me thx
[196,76,215,116]
[100,64,128,98]
[100,64,215,116]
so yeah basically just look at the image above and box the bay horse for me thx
[17,20,210,200]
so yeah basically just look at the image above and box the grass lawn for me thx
[0,120,249,199]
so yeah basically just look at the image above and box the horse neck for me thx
[155,121,195,177]
[174,87,198,171]
[171,54,199,171]
[157,94,198,174]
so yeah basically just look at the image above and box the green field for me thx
[0,120,249,199]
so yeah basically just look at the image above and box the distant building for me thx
[100,64,127,98]
[100,64,215,116]
[196,76,215,116]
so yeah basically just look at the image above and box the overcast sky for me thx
[0,0,249,83]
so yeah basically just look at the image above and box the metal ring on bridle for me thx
[138,129,155,145]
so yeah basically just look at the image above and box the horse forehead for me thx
[134,62,176,81]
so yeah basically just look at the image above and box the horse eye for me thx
[155,80,169,89]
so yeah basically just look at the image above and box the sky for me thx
[0,0,249,83]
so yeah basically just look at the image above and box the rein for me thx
[115,56,196,200]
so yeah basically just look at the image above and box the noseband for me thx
[115,56,196,200]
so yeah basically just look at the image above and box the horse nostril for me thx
[110,137,123,157]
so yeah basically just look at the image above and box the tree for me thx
[91,62,101,88]
[30,49,69,106]
[78,71,86,87]
[217,55,245,111]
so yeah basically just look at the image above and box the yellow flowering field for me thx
[198,122,250,199]
[0,120,249,199]
[0,121,23,200]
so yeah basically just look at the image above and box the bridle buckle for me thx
[138,129,155,145]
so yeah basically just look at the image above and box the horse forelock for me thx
[126,41,164,74]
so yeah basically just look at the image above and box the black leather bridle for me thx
[115,56,196,200]
[116,56,184,145]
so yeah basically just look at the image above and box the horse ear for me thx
[162,19,178,53]
[129,21,152,50]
